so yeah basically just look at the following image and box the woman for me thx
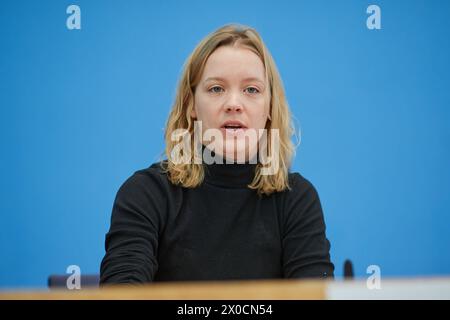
[100,24,334,284]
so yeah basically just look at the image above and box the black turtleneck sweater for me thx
[100,161,334,284]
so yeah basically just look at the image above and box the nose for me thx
[225,104,242,113]
[224,92,243,113]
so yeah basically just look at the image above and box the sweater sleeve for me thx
[281,173,334,279]
[100,171,164,284]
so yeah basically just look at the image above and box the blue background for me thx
[1,0,449,288]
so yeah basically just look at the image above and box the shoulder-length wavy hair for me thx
[162,23,296,196]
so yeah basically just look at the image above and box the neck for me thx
[201,145,257,188]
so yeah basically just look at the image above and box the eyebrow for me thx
[203,76,265,85]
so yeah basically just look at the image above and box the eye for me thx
[245,87,260,94]
[208,86,224,93]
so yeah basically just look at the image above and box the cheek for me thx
[193,93,207,118]
[194,95,217,126]
[250,100,270,129]
[246,111,266,130]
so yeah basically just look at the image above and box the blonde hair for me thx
[162,23,296,196]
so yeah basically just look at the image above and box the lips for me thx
[219,121,248,137]
[220,120,247,130]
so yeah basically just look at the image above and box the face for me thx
[192,45,271,162]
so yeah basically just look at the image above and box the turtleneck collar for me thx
[201,145,258,188]
[203,161,257,188]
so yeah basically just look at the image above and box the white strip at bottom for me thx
[326,278,450,300]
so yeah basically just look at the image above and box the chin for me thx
[223,141,257,163]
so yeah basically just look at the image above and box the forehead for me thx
[201,45,266,81]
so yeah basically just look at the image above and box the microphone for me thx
[343,259,354,279]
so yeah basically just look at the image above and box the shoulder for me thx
[286,172,320,200]
[282,172,323,219]
[115,161,174,201]
[132,161,169,183]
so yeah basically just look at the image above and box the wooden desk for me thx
[0,279,325,300]
[1,278,450,300]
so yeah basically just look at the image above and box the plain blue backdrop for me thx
[1,0,449,288]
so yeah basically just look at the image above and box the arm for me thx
[100,172,164,284]
[282,173,334,279]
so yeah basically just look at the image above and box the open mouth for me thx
[221,125,247,135]
[223,125,244,130]
[220,120,247,132]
